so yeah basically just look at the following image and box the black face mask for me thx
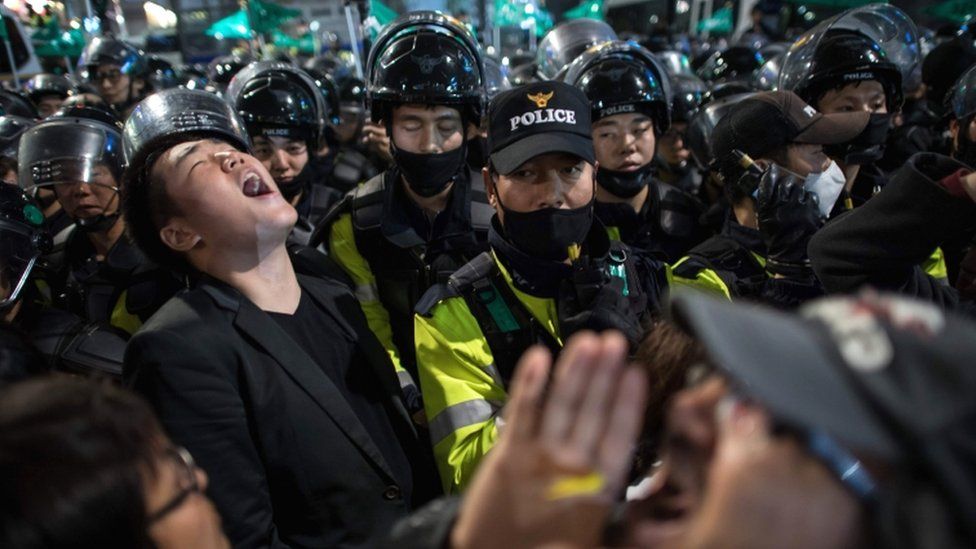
[498,191,595,262]
[596,162,655,198]
[824,112,892,165]
[76,212,120,233]
[392,142,467,198]
[277,160,315,202]
[466,136,489,172]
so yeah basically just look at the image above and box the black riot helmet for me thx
[206,54,253,91]
[78,35,147,79]
[304,69,342,127]
[0,116,36,159]
[0,90,39,119]
[227,61,327,151]
[18,111,126,232]
[948,64,976,167]
[670,74,708,124]
[24,74,76,103]
[565,40,672,134]
[366,11,484,126]
[51,102,122,128]
[696,46,765,84]
[338,75,366,110]
[686,92,755,172]
[779,4,919,111]
[0,185,50,310]
[122,88,251,187]
[146,55,178,91]
[949,65,976,123]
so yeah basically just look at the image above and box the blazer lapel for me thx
[301,276,417,437]
[215,282,398,481]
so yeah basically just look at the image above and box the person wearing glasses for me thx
[0,376,230,548]
[78,35,149,117]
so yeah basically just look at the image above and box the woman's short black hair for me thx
[0,376,164,548]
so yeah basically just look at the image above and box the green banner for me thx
[564,0,604,21]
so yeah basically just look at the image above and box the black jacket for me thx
[125,274,440,548]
[810,153,976,317]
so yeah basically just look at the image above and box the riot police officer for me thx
[0,184,125,379]
[566,41,707,262]
[18,106,180,333]
[780,4,919,211]
[327,75,385,193]
[24,73,76,118]
[227,61,342,244]
[414,81,671,492]
[673,91,870,307]
[78,35,149,116]
[654,72,707,193]
[310,12,493,403]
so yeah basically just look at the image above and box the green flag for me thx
[924,0,973,22]
[365,0,397,40]
[697,6,733,34]
[564,0,604,21]
[247,0,301,34]
[205,10,252,40]
[31,18,85,57]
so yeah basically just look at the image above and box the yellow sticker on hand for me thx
[546,472,605,500]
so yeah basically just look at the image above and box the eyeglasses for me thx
[92,70,123,84]
[719,392,878,505]
[147,446,201,524]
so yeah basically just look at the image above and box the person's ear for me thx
[159,219,201,253]
[949,118,960,150]
[483,167,498,208]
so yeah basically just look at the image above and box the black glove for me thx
[756,164,825,278]
[557,256,643,348]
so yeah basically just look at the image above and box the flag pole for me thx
[3,39,19,87]
[344,1,364,79]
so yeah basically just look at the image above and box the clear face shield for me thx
[780,4,921,95]
[19,120,123,197]
[536,19,618,79]
[0,215,49,310]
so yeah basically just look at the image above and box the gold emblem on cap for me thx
[527,91,554,108]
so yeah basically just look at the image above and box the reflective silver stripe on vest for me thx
[482,363,504,389]
[355,283,380,302]
[397,370,417,390]
[429,399,502,445]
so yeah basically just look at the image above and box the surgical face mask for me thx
[823,113,893,165]
[803,161,846,217]
[596,162,654,198]
[391,141,467,198]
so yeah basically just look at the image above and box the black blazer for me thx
[125,274,440,548]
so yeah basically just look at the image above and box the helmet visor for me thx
[0,221,40,308]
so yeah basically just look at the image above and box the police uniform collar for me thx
[384,167,473,248]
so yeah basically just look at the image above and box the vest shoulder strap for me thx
[350,173,388,232]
